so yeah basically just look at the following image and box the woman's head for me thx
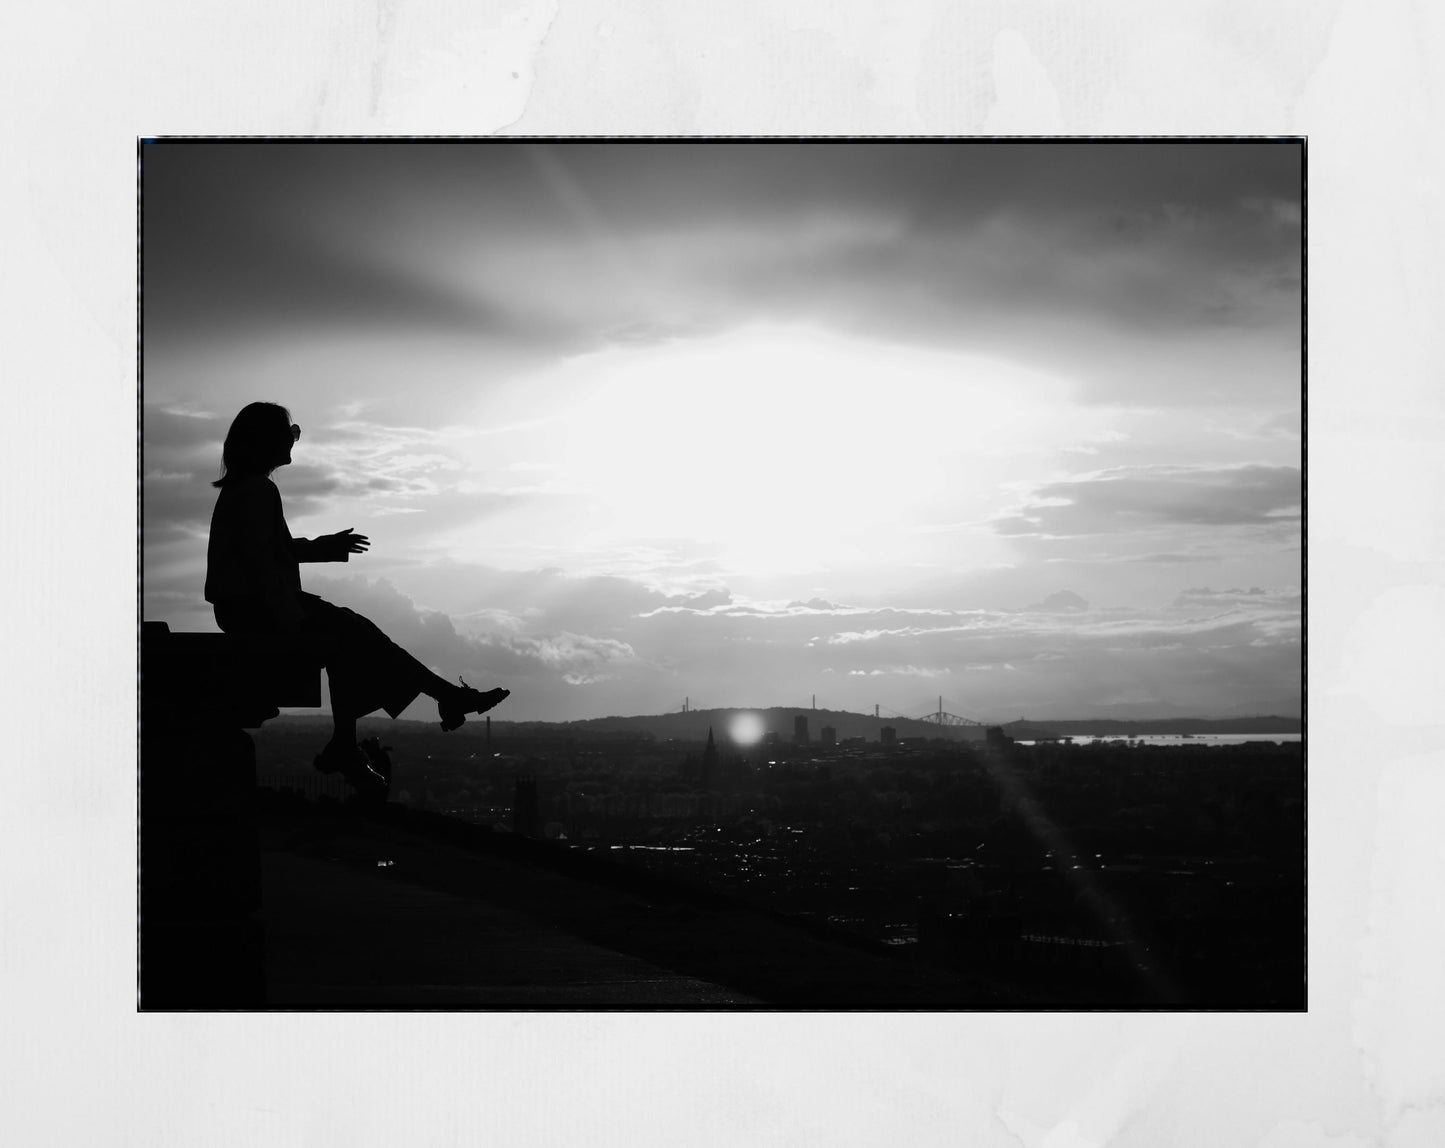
[212,402,300,488]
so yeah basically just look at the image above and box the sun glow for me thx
[729,712,766,746]
[466,324,1097,577]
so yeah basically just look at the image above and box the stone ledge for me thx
[141,620,325,728]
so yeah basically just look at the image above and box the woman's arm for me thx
[290,528,370,563]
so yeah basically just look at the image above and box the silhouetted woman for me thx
[205,402,508,792]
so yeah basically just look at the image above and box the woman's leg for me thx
[296,593,501,727]
[217,597,390,790]
[324,691,360,754]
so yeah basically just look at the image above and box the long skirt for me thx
[213,591,431,719]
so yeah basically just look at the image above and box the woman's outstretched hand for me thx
[320,528,370,560]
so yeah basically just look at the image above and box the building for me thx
[820,725,836,747]
[793,715,810,745]
[512,774,541,837]
[701,726,718,790]
[985,726,1014,749]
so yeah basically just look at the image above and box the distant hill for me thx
[262,708,1299,743]
[497,706,993,744]
[1021,716,1302,736]
[263,706,990,744]
[497,711,1300,740]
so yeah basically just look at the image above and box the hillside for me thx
[261,708,1300,744]
[502,706,992,743]
[1033,716,1302,736]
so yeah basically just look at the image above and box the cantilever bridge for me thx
[882,696,990,728]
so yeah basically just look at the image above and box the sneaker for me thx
[358,736,394,787]
[312,741,354,775]
[314,741,389,800]
[438,677,510,731]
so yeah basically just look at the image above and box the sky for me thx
[142,141,1301,723]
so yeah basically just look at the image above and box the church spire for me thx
[701,725,718,790]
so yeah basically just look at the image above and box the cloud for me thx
[639,595,872,620]
[143,145,576,352]
[140,144,1299,720]
[477,630,638,674]
[1257,410,1302,438]
[1027,590,1089,613]
[786,597,849,611]
[584,200,1298,409]
[1172,586,1301,613]
[145,143,1300,411]
[847,665,952,678]
[143,547,1300,720]
[994,465,1301,537]
[1121,552,1224,564]
[1041,551,1225,565]
[299,574,648,717]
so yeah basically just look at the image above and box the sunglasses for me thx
[289,424,301,442]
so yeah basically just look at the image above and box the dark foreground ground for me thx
[256,793,1025,1008]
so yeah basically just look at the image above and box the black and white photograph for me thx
[5,1,1443,1142]
[141,139,1303,1009]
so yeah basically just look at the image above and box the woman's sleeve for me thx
[289,535,348,563]
[238,483,304,622]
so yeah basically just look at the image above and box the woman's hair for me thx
[212,401,293,488]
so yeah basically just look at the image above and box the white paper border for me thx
[5,2,1440,1144]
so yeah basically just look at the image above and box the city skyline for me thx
[142,141,1302,722]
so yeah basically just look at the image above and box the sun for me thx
[729,712,766,745]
